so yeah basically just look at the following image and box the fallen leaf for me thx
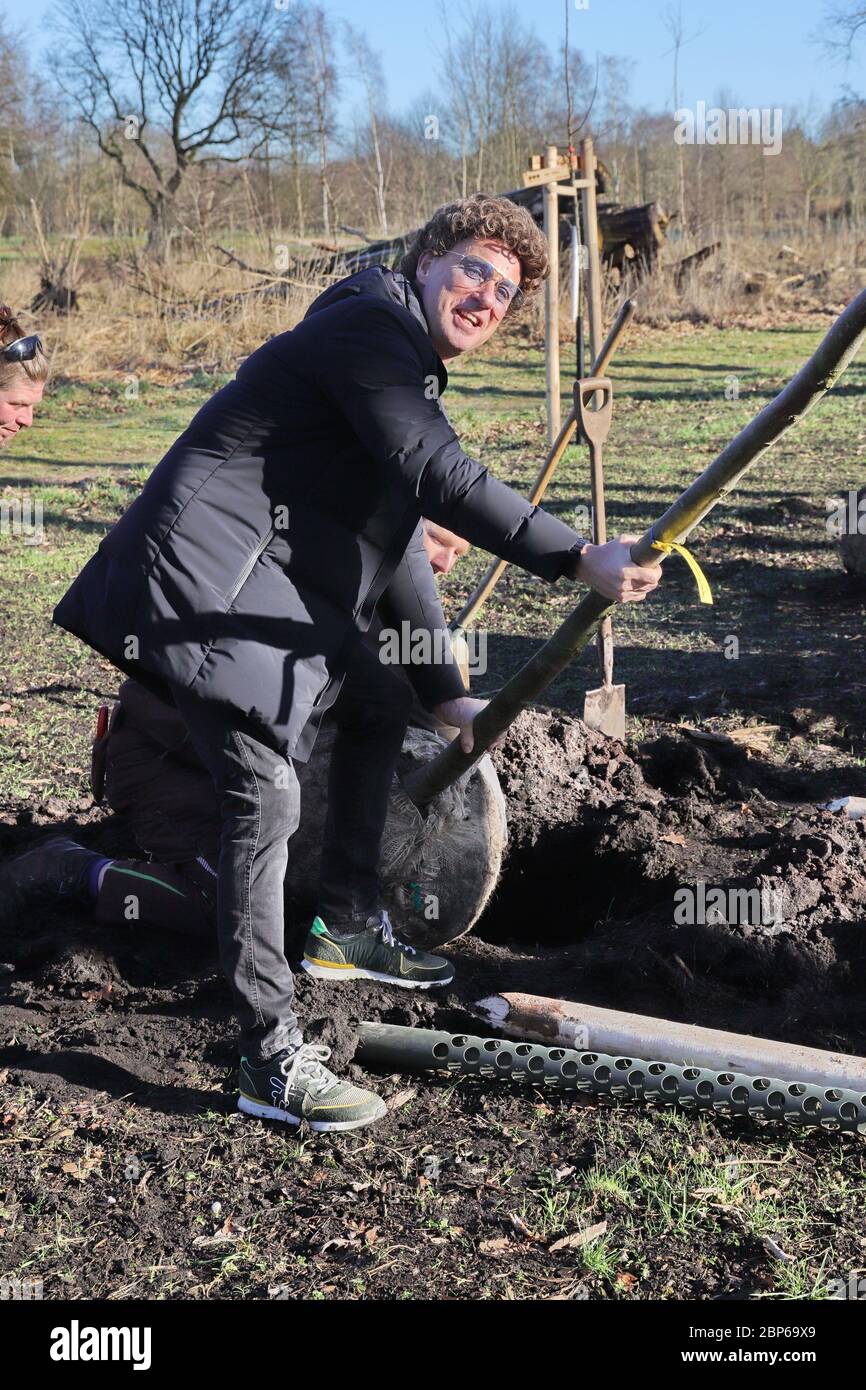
[479,1237,511,1255]
[660,832,686,845]
[549,1221,608,1252]
[387,1088,417,1112]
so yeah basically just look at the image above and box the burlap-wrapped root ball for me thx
[287,725,508,949]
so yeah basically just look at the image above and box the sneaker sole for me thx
[237,1094,387,1132]
[301,960,453,990]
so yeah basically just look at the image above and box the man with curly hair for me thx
[50,192,661,1132]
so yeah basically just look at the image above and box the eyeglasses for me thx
[1,334,43,363]
[439,251,524,315]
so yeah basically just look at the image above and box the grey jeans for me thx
[170,640,414,1061]
[172,684,304,1061]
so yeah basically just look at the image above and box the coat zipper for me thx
[225,525,275,606]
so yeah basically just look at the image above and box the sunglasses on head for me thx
[1,334,43,363]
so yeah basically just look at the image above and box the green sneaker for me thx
[301,909,454,989]
[237,1043,387,1132]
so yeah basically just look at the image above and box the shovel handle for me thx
[598,616,614,685]
[589,439,608,545]
[575,376,613,447]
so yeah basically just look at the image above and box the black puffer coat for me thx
[53,266,587,760]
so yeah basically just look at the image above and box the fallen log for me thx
[670,241,721,288]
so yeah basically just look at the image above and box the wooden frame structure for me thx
[523,138,604,443]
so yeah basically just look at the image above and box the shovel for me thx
[575,375,626,740]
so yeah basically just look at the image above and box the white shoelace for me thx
[376,909,416,955]
[279,1043,339,1096]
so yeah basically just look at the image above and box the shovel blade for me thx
[583,683,626,741]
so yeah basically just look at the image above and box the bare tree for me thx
[0,17,53,235]
[293,6,340,236]
[824,2,866,56]
[56,0,279,255]
[662,3,706,235]
[267,7,319,238]
[344,24,390,235]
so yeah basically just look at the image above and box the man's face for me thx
[422,521,470,576]
[0,378,43,443]
[414,236,522,362]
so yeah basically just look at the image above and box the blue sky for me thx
[3,0,858,127]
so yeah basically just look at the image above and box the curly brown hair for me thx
[398,193,548,312]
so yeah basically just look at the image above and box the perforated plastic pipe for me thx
[356,1023,866,1133]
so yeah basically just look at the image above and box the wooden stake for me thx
[579,136,603,366]
[542,144,561,444]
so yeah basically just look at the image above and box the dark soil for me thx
[1,708,865,1302]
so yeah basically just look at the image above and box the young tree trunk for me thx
[145,197,176,258]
